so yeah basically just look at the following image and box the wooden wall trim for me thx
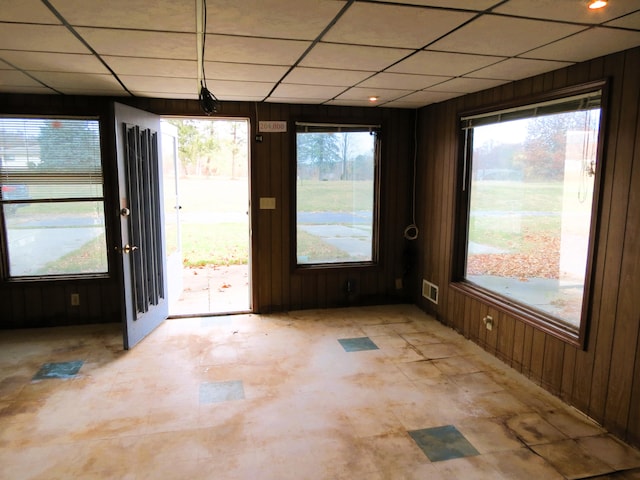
[0,95,415,325]
[414,46,640,447]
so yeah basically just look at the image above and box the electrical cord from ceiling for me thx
[404,111,419,241]
[199,0,218,115]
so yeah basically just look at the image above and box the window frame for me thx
[451,80,609,348]
[292,120,382,272]
[0,115,110,281]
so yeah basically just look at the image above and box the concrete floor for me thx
[170,264,250,316]
[1,305,640,479]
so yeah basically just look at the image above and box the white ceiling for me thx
[1,0,639,108]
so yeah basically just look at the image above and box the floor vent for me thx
[422,280,439,304]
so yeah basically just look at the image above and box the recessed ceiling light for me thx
[588,0,608,9]
[368,96,379,103]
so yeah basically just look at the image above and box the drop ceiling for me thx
[1,0,639,108]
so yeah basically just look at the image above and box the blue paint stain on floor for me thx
[338,337,379,352]
[200,380,245,404]
[409,425,479,462]
[32,360,84,380]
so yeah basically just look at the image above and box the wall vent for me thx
[422,280,439,304]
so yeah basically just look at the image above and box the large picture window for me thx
[457,86,604,343]
[0,117,108,278]
[295,122,379,266]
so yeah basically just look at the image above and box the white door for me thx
[161,121,183,312]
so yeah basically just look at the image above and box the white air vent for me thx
[422,280,439,304]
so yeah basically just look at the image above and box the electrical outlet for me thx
[395,278,403,289]
[483,315,493,331]
[346,279,356,294]
[70,293,80,306]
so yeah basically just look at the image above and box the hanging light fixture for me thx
[197,0,219,115]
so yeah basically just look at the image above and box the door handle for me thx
[122,244,138,254]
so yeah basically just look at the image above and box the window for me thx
[0,117,108,278]
[456,85,605,344]
[295,122,380,266]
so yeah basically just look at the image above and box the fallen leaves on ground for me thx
[468,234,561,279]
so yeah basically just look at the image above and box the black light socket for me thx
[199,85,219,115]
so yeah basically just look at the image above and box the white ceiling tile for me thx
[335,87,413,103]
[120,76,197,94]
[205,35,310,65]
[0,70,43,87]
[359,72,450,90]
[268,97,327,104]
[270,83,345,100]
[0,24,89,54]
[467,57,573,80]
[50,0,196,32]
[523,27,640,62]
[301,43,411,71]
[494,0,640,24]
[283,67,373,87]
[0,0,638,105]
[205,62,288,82]
[206,80,274,98]
[104,57,197,78]
[0,51,108,74]
[76,28,195,59]
[367,0,501,10]
[429,15,586,56]
[206,0,346,40]
[395,90,461,104]
[324,99,380,107]
[133,91,198,100]
[382,100,430,108]
[324,3,474,49]
[29,71,123,90]
[606,11,640,30]
[60,88,129,95]
[0,0,61,23]
[388,50,504,76]
[222,95,267,102]
[427,77,507,93]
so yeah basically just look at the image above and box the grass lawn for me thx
[297,180,373,212]
[168,176,248,214]
[296,229,350,263]
[178,222,248,267]
[469,180,565,253]
[169,177,249,266]
[35,233,108,275]
[470,180,564,212]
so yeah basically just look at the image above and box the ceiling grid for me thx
[0,0,638,107]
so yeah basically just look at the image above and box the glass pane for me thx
[0,118,102,200]
[296,131,375,264]
[5,201,108,276]
[466,108,600,329]
[1,183,103,201]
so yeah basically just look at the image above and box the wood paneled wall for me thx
[134,99,416,313]
[0,95,415,327]
[0,95,120,328]
[414,46,640,446]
